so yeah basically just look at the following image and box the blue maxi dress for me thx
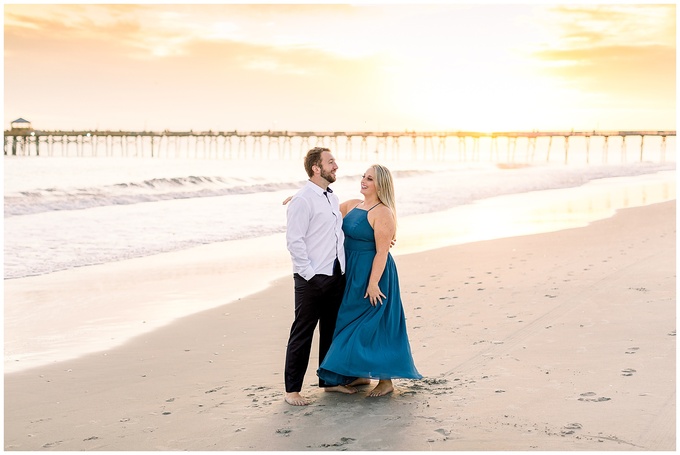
[317,206,422,385]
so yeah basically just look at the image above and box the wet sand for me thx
[4,201,675,450]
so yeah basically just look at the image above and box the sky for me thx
[3,2,677,133]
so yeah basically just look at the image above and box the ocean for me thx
[3,135,676,371]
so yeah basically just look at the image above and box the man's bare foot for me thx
[285,392,310,406]
[368,380,394,397]
[348,378,372,387]
[324,385,357,394]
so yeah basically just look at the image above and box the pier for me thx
[3,128,676,164]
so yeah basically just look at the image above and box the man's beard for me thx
[320,167,336,184]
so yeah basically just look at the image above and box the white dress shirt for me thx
[286,180,345,280]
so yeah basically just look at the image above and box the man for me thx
[284,147,357,406]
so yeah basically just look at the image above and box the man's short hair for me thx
[304,147,331,178]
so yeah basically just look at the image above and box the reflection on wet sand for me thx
[397,171,675,255]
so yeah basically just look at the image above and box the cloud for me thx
[4,5,394,131]
[549,4,675,45]
[532,5,675,108]
[535,44,675,105]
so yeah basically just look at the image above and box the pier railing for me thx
[3,129,676,164]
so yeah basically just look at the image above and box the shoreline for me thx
[4,170,676,373]
[4,200,676,450]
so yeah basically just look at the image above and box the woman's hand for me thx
[365,283,386,307]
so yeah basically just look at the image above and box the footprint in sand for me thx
[578,392,611,402]
[561,423,582,435]
[422,378,448,385]
[320,437,356,447]
[205,385,226,394]
[629,287,649,292]
[625,347,639,354]
[621,368,636,376]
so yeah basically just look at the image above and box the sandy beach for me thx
[4,200,675,451]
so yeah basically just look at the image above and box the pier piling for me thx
[3,129,675,164]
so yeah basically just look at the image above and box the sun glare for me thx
[387,51,566,131]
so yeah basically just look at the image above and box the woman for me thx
[317,164,421,397]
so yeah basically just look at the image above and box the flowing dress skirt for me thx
[317,208,421,385]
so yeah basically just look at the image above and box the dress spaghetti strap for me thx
[367,202,382,212]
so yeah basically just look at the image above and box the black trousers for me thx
[284,261,345,392]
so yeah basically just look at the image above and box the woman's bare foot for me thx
[368,380,394,397]
[324,385,357,394]
[348,378,372,387]
[285,392,310,406]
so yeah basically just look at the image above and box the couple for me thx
[284,147,421,406]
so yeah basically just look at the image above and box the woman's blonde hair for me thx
[371,164,397,235]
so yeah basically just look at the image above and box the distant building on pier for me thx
[10,118,32,131]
